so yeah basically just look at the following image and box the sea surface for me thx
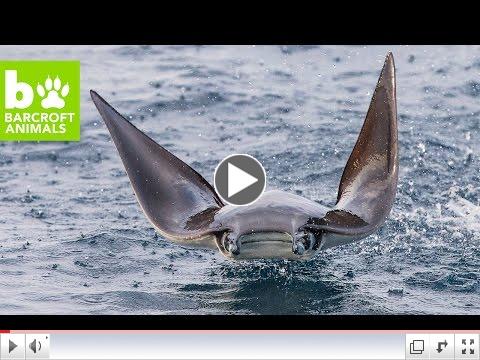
[0,45,479,314]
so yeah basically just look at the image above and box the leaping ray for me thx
[91,52,398,260]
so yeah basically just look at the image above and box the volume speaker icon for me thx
[29,339,42,354]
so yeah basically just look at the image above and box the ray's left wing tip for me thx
[380,52,396,84]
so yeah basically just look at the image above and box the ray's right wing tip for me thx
[90,89,102,104]
[90,90,115,115]
[90,90,132,133]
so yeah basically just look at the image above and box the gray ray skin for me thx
[300,52,398,250]
[90,90,224,248]
[90,52,398,260]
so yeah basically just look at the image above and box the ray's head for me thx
[215,229,321,260]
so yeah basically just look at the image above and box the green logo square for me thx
[0,60,80,141]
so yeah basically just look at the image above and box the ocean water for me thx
[0,45,479,314]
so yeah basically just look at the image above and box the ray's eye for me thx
[223,233,240,255]
[293,231,318,255]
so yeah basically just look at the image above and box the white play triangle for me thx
[227,162,258,197]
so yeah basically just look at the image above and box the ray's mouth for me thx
[219,231,316,260]
[239,232,292,245]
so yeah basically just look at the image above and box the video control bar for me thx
[0,332,478,360]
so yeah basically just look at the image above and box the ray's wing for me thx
[91,91,224,241]
[303,53,398,249]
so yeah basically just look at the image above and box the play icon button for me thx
[1,334,25,359]
[214,154,266,206]
[227,163,258,197]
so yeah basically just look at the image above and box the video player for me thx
[0,20,478,360]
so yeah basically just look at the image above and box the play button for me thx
[9,340,17,353]
[214,154,266,206]
[1,334,25,359]
[227,163,258,197]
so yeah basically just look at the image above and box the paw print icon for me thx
[37,76,69,109]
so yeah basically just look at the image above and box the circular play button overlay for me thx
[214,154,266,206]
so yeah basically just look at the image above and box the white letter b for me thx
[5,70,33,109]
